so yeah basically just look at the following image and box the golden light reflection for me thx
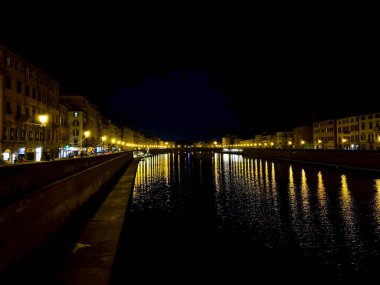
[251,158,258,189]
[214,153,220,192]
[270,162,280,211]
[316,171,334,237]
[340,174,358,244]
[288,165,298,222]
[373,179,380,231]
[259,159,264,187]
[341,175,351,206]
[177,154,181,184]
[300,169,310,216]
[271,163,276,190]
[265,160,269,191]
[164,154,169,186]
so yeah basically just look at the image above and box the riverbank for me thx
[240,149,380,172]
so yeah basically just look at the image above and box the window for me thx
[5,101,11,114]
[25,84,30,97]
[73,120,79,126]
[369,122,373,129]
[16,105,21,118]
[17,81,22,93]
[5,76,11,90]
[29,131,34,140]
[20,129,25,141]
[73,129,79,136]
[32,88,36,99]
[74,112,78,117]
[73,139,78,146]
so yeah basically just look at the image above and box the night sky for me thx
[1,7,378,142]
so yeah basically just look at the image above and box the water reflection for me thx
[374,179,380,232]
[127,151,380,278]
[316,171,335,248]
[340,175,359,244]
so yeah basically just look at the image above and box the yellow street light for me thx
[39,115,48,125]
[84,131,90,155]
[301,140,305,145]
[38,114,48,160]
[102,136,106,153]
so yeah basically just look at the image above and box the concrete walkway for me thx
[54,158,140,285]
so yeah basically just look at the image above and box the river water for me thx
[113,151,380,282]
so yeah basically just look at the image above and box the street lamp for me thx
[111,139,115,152]
[102,136,106,153]
[84,130,90,155]
[39,114,48,161]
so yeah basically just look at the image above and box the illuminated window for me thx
[74,112,78,117]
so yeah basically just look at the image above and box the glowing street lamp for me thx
[84,130,90,155]
[111,139,115,152]
[102,136,106,153]
[39,114,48,161]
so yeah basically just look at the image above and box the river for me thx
[111,151,380,282]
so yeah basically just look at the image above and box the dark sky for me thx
[1,6,378,141]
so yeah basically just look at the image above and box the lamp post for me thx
[111,139,115,152]
[84,131,90,155]
[102,136,106,153]
[39,115,48,161]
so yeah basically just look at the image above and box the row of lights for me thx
[37,115,173,151]
[212,140,304,147]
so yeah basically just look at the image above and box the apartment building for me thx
[313,119,336,149]
[0,46,61,163]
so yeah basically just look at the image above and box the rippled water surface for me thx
[114,151,380,281]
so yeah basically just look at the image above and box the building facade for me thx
[313,119,336,149]
[0,46,61,163]
[293,126,313,149]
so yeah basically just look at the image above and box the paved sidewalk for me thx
[54,158,140,285]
